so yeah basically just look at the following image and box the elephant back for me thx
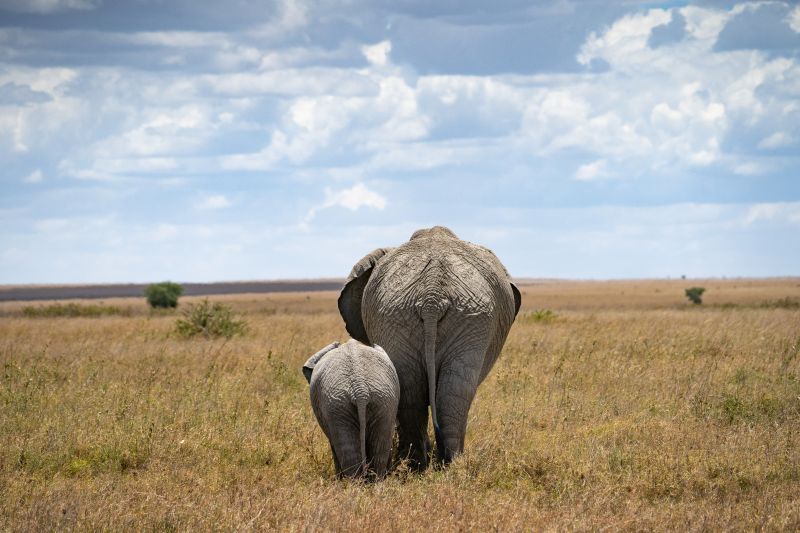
[338,226,520,349]
[363,233,517,333]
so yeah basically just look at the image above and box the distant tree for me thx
[685,287,705,305]
[145,281,183,309]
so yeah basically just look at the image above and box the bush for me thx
[685,287,706,305]
[527,309,558,323]
[175,299,247,339]
[144,282,183,309]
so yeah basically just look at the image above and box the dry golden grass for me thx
[1,279,799,531]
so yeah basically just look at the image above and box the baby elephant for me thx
[302,340,400,479]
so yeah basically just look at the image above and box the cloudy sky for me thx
[1,0,799,283]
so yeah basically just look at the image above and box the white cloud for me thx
[323,183,386,211]
[250,0,308,40]
[195,194,232,210]
[758,131,794,149]
[681,5,731,42]
[789,5,800,33]
[577,8,672,69]
[574,159,608,181]
[224,70,427,170]
[362,41,392,67]
[724,57,793,119]
[7,3,791,191]
[23,169,43,183]
[304,183,387,224]
[516,4,800,178]
[91,105,215,158]
[0,67,78,97]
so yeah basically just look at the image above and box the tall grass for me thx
[1,280,798,530]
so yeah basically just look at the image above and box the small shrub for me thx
[685,287,706,305]
[22,303,130,318]
[175,299,247,339]
[144,281,183,309]
[527,309,557,323]
[720,394,748,424]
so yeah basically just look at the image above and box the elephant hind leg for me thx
[396,406,430,471]
[435,354,483,465]
[328,422,364,478]
[366,411,396,479]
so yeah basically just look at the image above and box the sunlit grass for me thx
[1,279,799,529]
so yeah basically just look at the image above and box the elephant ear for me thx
[302,342,340,384]
[472,243,522,318]
[510,282,522,318]
[338,247,393,344]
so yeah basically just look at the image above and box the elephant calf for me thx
[302,340,400,479]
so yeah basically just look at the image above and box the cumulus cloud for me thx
[5,2,797,187]
[305,183,387,224]
[223,71,427,171]
[362,41,392,67]
[250,0,309,41]
[574,159,608,181]
[91,105,217,158]
[324,183,386,211]
[791,5,800,33]
[577,9,673,70]
[515,4,799,179]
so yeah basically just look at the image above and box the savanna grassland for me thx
[1,279,799,531]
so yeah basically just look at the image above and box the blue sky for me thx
[1,0,799,283]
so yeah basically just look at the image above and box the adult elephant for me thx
[338,226,521,469]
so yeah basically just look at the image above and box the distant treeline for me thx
[0,280,344,302]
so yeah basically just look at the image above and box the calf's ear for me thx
[301,342,340,383]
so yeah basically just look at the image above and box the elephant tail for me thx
[422,303,446,461]
[356,398,368,476]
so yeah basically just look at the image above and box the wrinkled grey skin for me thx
[338,226,521,469]
[302,340,400,479]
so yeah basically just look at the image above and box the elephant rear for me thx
[338,226,520,468]
[304,341,400,478]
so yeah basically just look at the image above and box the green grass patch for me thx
[21,303,131,318]
[761,297,800,309]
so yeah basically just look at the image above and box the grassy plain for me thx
[1,279,799,530]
